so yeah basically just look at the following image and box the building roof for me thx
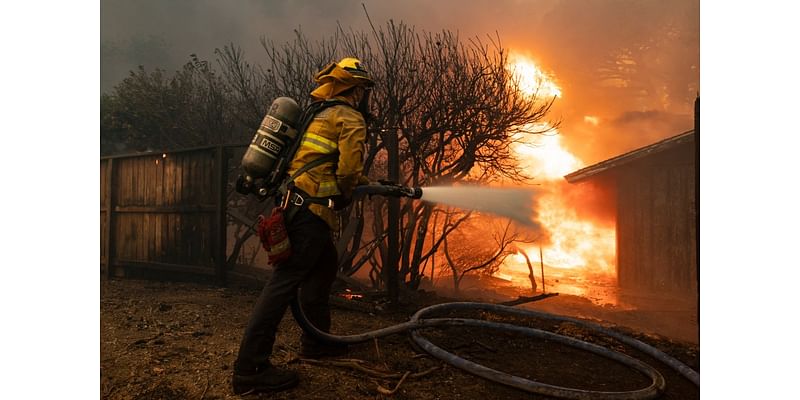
[564,129,695,183]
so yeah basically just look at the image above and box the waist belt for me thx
[286,191,334,209]
[280,187,334,224]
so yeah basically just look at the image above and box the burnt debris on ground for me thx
[100,279,698,400]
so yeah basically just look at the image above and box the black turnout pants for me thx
[234,206,338,374]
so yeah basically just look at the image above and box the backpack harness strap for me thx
[278,98,351,223]
[279,152,340,223]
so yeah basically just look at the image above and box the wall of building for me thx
[615,140,697,295]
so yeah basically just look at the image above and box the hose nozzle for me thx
[353,182,423,199]
[402,186,423,199]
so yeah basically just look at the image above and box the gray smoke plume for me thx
[101,0,698,163]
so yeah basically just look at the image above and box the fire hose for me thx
[234,183,699,398]
[291,297,698,400]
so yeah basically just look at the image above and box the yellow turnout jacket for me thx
[287,96,368,230]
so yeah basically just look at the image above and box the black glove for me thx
[331,194,352,211]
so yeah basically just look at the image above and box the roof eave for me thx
[564,130,695,183]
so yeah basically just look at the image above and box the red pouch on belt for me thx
[256,207,291,265]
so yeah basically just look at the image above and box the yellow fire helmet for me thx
[336,57,374,87]
[311,57,374,100]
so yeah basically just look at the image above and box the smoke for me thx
[553,180,616,227]
[603,110,693,153]
[101,0,698,163]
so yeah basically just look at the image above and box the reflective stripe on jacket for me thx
[287,98,367,230]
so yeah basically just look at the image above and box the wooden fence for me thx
[101,146,228,283]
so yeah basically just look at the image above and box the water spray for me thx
[353,182,539,226]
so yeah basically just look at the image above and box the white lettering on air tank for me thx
[259,138,281,154]
[263,115,282,132]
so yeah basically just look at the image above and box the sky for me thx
[101,0,699,166]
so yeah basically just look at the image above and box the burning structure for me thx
[564,125,698,298]
[495,54,698,305]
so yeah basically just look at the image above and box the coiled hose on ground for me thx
[290,296,699,400]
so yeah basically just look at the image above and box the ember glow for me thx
[498,54,618,303]
[338,289,364,301]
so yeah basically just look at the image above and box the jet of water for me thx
[420,186,540,227]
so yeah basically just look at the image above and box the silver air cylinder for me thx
[241,97,302,180]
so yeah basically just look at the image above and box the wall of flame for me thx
[495,54,619,301]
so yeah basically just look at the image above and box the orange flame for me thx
[509,54,562,99]
[499,54,617,303]
[514,127,581,180]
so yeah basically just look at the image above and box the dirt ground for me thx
[100,278,699,399]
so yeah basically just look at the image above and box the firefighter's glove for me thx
[332,195,352,211]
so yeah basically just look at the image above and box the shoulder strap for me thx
[282,99,349,163]
[277,99,350,194]
[298,99,351,133]
[284,152,339,186]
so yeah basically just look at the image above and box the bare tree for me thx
[441,217,534,293]
[517,247,538,294]
[334,22,556,292]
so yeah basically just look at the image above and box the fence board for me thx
[166,213,174,263]
[176,153,183,204]
[101,160,108,268]
[101,160,107,207]
[147,212,154,261]
[103,159,116,276]
[189,153,198,204]
[101,211,107,264]
[155,156,162,205]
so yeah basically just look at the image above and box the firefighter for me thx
[232,57,374,395]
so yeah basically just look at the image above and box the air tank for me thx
[241,97,302,180]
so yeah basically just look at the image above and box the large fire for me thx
[497,54,618,303]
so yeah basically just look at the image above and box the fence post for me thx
[215,146,228,285]
[105,158,117,279]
